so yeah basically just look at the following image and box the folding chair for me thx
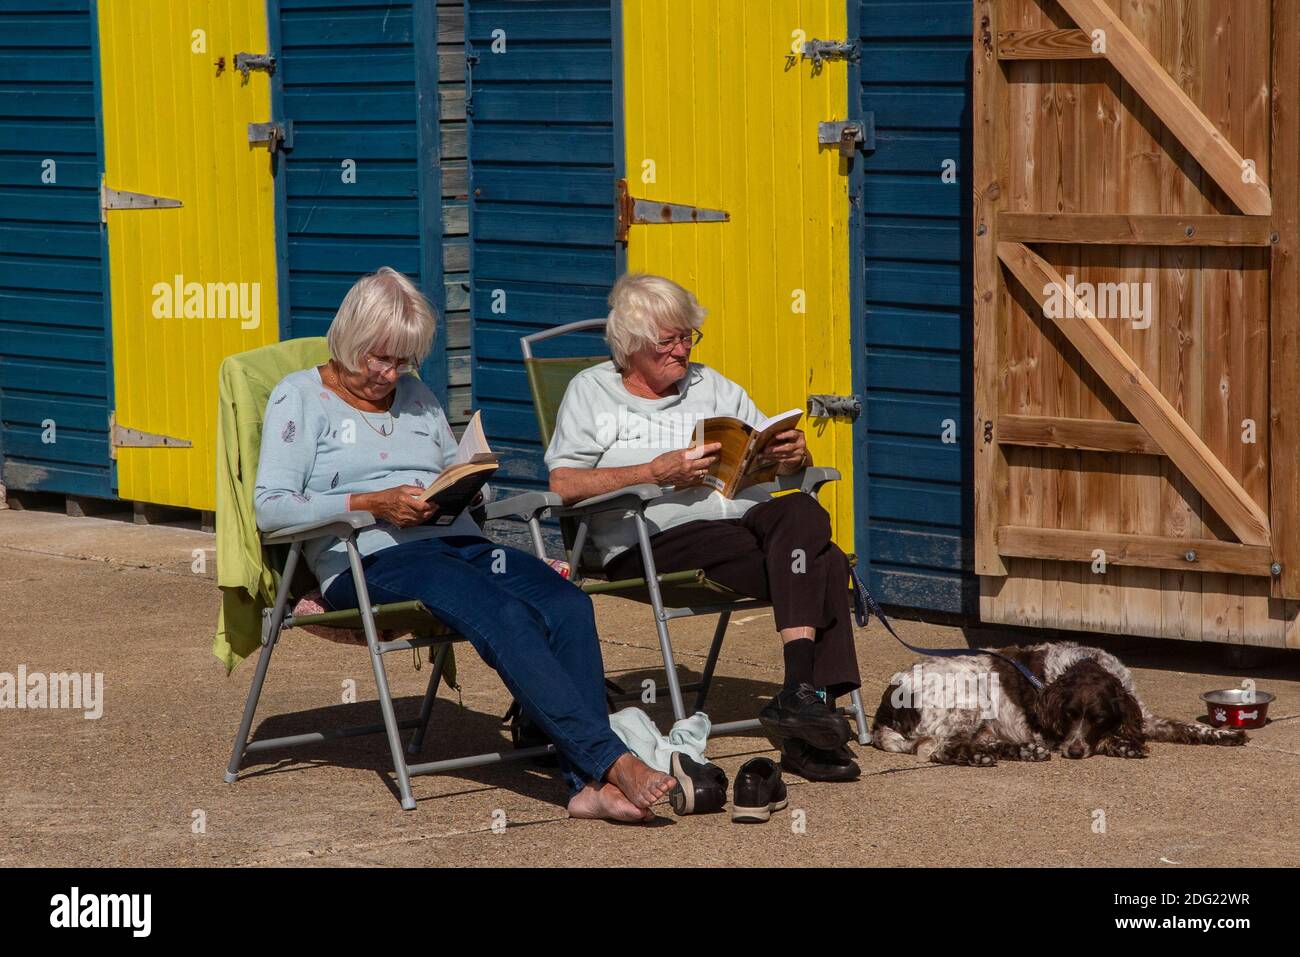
[522,319,871,744]
[221,341,562,810]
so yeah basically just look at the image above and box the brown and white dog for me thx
[872,641,1248,765]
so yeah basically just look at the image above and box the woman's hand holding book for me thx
[351,485,438,527]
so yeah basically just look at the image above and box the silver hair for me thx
[326,266,437,372]
[604,272,706,369]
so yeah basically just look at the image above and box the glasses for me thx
[652,330,704,354]
[365,354,416,376]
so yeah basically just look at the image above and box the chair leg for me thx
[223,633,277,783]
[526,515,547,560]
[849,688,871,746]
[693,612,730,714]
[406,643,449,757]
[224,542,302,783]
[347,540,418,811]
[634,512,686,721]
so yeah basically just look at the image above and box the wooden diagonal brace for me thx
[997,241,1271,547]
[1056,0,1272,216]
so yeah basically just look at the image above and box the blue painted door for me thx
[466,0,619,498]
[0,0,113,499]
[850,0,975,613]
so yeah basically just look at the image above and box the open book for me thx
[417,410,498,524]
[692,408,804,498]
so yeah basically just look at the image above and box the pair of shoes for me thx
[732,757,788,823]
[758,683,852,751]
[778,738,861,782]
[668,752,728,815]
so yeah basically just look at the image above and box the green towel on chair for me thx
[212,338,332,672]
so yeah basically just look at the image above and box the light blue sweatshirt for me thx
[254,366,484,596]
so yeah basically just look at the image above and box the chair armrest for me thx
[484,491,562,522]
[750,466,842,496]
[554,483,663,518]
[262,510,376,546]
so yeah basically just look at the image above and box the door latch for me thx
[808,394,862,421]
[234,52,276,81]
[818,120,870,157]
[248,120,293,153]
[802,39,860,71]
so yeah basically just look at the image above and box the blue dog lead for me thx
[850,569,1046,693]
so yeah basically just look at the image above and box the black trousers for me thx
[602,493,861,697]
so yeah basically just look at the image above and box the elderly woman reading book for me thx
[545,273,864,782]
[254,267,674,821]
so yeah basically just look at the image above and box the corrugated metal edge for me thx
[465,0,479,415]
[846,0,870,594]
[612,0,627,275]
[414,0,449,407]
[265,0,291,342]
[89,0,116,496]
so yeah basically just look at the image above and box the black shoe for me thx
[732,757,788,823]
[759,683,852,751]
[668,752,728,815]
[504,704,558,768]
[779,738,861,782]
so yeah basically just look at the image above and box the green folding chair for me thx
[522,320,871,743]
[221,339,561,810]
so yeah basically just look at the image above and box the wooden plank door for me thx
[621,0,857,545]
[973,0,1300,647]
[98,0,281,511]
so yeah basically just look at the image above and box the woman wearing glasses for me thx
[254,267,676,822]
[546,273,863,783]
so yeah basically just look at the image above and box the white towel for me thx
[608,706,711,772]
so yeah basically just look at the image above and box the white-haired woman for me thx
[546,273,863,782]
[255,266,674,821]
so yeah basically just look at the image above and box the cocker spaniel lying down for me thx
[872,641,1248,765]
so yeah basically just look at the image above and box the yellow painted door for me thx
[622,0,856,544]
[98,0,280,511]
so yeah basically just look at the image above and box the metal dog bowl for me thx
[1200,689,1275,729]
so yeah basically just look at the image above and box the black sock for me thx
[782,638,815,690]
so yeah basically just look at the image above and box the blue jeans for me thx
[323,537,630,796]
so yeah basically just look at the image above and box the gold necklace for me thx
[326,363,394,437]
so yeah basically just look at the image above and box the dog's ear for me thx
[1116,691,1144,742]
[1032,673,1069,736]
[1094,692,1148,759]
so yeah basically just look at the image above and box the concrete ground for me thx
[1,505,1298,868]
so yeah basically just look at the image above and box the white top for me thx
[544,360,774,566]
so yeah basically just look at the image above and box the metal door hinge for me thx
[615,179,729,243]
[100,180,182,223]
[802,39,860,71]
[234,52,276,81]
[248,120,293,153]
[808,394,861,421]
[818,114,875,156]
[109,412,192,460]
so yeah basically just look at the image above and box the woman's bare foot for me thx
[567,782,652,822]
[605,752,676,809]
